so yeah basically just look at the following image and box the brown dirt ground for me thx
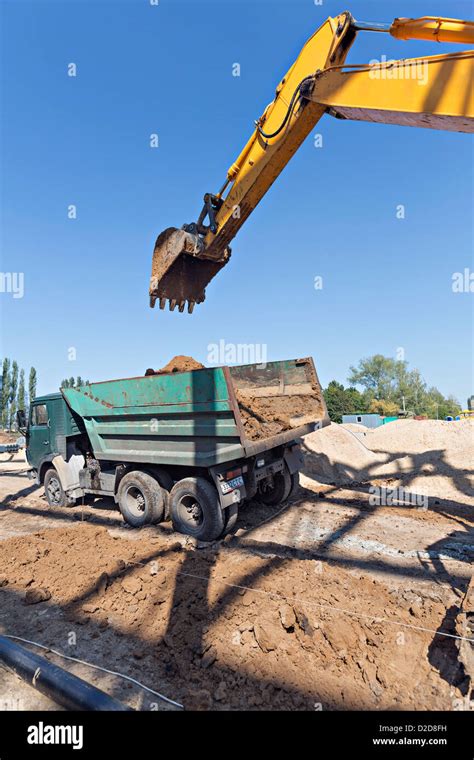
[0,433,18,444]
[0,518,470,712]
[0,423,472,711]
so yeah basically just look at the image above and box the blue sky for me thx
[1,0,473,403]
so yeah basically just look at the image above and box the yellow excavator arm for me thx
[150,11,474,312]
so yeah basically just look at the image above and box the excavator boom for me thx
[149,11,474,312]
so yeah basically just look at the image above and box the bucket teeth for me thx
[158,297,196,312]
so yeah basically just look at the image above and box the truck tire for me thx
[144,466,173,492]
[117,471,165,528]
[169,477,224,542]
[44,468,76,508]
[258,467,292,507]
[143,467,173,520]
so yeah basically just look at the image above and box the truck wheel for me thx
[258,467,292,507]
[117,471,165,528]
[44,468,76,508]
[144,466,173,492]
[169,477,224,542]
[143,467,173,520]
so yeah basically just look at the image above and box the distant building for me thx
[342,413,398,428]
[342,413,381,428]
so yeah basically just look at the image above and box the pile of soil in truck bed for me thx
[146,355,205,375]
[237,392,326,442]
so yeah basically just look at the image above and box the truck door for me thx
[27,401,52,467]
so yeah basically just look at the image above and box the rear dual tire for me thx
[117,470,167,528]
[258,466,299,507]
[169,477,233,542]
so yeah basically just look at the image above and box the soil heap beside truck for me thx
[18,358,328,541]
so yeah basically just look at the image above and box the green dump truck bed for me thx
[62,357,328,469]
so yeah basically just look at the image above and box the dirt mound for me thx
[302,423,385,484]
[341,423,370,433]
[367,419,474,456]
[0,432,18,444]
[302,419,474,505]
[149,355,205,375]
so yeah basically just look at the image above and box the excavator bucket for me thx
[149,227,230,312]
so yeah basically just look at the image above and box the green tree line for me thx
[324,354,462,423]
[60,377,89,388]
[1,359,37,430]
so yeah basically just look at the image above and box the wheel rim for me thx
[177,494,204,528]
[124,485,147,518]
[260,473,280,496]
[47,476,62,505]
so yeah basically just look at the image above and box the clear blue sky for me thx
[1,0,473,403]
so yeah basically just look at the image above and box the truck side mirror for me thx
[16,409,27,432]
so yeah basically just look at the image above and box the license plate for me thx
[220,475,244,494]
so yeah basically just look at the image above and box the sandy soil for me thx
[237,392,324,441]
[302,419,474,507]
[150,356,205,375]
[0,419,472,712]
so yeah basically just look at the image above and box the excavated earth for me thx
[0,420,472,711]
[147,355,205,375]
[237,392,326,442]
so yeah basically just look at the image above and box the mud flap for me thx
[52,454,85,500]
[209,466,247,509]
[283,443,303,474]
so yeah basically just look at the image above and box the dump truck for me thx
[17,358,328,541]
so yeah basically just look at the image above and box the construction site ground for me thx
[0,420,472,711]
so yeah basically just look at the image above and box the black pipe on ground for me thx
[0,635,131,711]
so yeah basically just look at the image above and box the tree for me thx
[1,358,11,428]
[61,376,88,388]
[18,369,25,411]
[348,354,401,401]
[9,361,18,429]
[323,380,368,423]
[349,354,461,419]
[28,367,37,405]
[369,398,399,416]
[425,387,461,419]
